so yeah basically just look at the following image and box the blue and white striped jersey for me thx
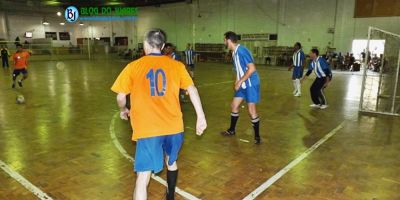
[232,44,260,89]
[184,49,195,65]
[308,56,332,78]
[293,49,305,67]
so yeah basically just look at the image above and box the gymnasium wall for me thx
[0,12,134,47]
[334,0,400,53]
[0,0,399,53]
[136,0,400,53]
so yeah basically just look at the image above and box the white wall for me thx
[135,0,400,53]
[0,12,136,47]
[136,0,280,50]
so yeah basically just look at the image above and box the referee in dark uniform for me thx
[301,48,332,109]
[1,46,10,70]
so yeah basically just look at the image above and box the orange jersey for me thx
[13,51,30,69]
[111,54,194,140]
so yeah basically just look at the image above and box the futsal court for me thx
[1,0,400,200]
[0,59,399,199]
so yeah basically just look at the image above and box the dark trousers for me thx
[310,77,327,105]
[2,57,9,67]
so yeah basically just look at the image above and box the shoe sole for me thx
[220,131,235,136]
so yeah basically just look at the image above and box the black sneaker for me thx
[254,137,261,144]
[18,81,23,87]
[221,129,235,136]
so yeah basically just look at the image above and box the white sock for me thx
[296,79,301,94]
[292,80,297,93]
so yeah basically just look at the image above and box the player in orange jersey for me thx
[12,43,30,88]
[111,29,207,200]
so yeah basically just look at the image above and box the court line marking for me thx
[242,121,345,200]
[0,160,53,200]
[109,112,201,200]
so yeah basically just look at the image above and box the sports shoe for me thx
[320,105,329,109]
[294,92,301,97]
[254,137,261,144]
[18,80,23,87]
[221,129,235,136]
[309,104,320,108]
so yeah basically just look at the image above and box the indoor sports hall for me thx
[0,0,399,200]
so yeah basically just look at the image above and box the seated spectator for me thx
[349,53,355,71]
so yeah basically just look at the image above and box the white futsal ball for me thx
[56,61,65,71]
[16,95,25,104]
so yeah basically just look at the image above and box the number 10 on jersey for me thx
[146,68,167,96]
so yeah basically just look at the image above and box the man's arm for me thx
[235,63,256,91]
[186,85,207,135]
[116,93,130,120]
[301,63,313,83]
[288,63,294,71]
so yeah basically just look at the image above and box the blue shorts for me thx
[292,67,303,79]
[134,132,184,173]
[234,84,260,103]
[13,69,28,77]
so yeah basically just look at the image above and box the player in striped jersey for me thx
[221,31,261,144]
[301,48,332,109]
[288,42,305,97]
[184,43,195,78]
[164,43,181,61]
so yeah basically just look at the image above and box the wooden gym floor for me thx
[0,59,399,200]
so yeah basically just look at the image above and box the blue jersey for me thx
[184,49,195,65]
[293,49,305,67]
[308,56,332,78]
[232,44,260,89]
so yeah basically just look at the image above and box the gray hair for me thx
[144,29,166,49]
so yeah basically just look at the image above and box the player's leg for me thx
[248,103,260,144]
[164,133,184,200]
[18,69,28,87]
[310,78,321,107]
[11,70,20,88]
[294,68,302,97]
[133,171,151,200]
[292,70,297,95]
[246,84,261,144]
[317,78,328,109]
[222,96,243,136]
[5,57,9,68]
[134,136,164,200]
